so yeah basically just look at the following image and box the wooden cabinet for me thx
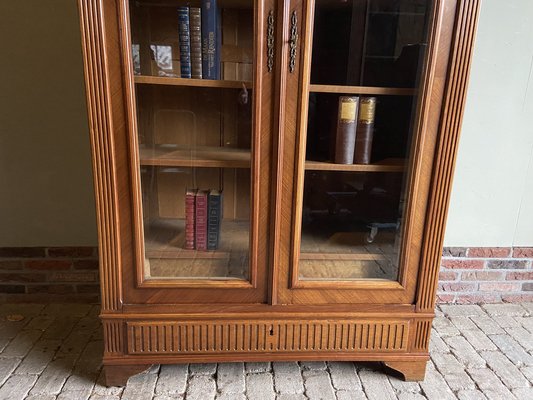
[78,0,480,385]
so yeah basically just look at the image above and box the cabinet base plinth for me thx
[382,360,428,381]
[105,364,152,387]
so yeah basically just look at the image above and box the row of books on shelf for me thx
[335,96,377,165]
[133,0,222,79]
[178,1,220,80]
[185,189,223,251]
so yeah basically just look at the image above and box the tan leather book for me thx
[354,97,376,164]
[189,7,202,79]
[334,96,359,164]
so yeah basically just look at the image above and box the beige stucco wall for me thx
[0,0,97,246]
[444,0,533,247]
[0,0,531,247]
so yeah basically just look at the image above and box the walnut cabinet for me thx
[78,0,480,385]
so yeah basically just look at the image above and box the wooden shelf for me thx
[140,147,405,171]
[139,145,251,168]
[299,229,398,280]
[309,84,416,96]
[144,219,249,279]
[300,253,388,261]
[145,219,249,257]
[134,75,252,89]
[305,158,405,172]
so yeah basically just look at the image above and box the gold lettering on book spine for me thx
[338,97,358,123]
[359,98,376,124]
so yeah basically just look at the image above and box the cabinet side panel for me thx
[78,0,122,312]
[417,0,481,312]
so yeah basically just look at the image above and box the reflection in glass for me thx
[311,0,430,87]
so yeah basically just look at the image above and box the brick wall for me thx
[438,247,533,304]
[1,246,532,304]
[0,247,99,303]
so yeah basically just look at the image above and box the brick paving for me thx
[0,303,532,399]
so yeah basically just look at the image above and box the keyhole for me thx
[269,327,274,336]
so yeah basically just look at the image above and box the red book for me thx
[184,189,197,250]
[195,190,209,251]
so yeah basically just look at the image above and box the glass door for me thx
[122,0,273,302]
[285,0,438,303]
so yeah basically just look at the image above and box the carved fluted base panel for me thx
[126,319,410,355]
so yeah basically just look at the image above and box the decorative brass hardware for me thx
[289,11,298,73]
[267,11,275,72]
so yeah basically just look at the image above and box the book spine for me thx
[354,97,377,164]
[216,7,221,79]
[195,190,208,251]
[207,192,222,250]
[184,189,196,250]
[334,96,359,164]
[201,0,220,79]
[177,7,192,79]
[189,7,202,79]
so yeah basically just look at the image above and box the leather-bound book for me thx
[195,190,209,250]
[177,7,191,78]
[201,0,221,79]
[207,190,223,250]
[354,97,377,164]
[334,96,359,164]
[189,7,202,79]
[184,188,197,250]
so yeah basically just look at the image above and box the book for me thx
[207,190,223,250]
[177,6,192,78]
[189,7,203,79]
[195,190,209,251]
[201,0,221,79]
[184,188,197,250]
[334,96,359,164]
[354,97,377,164]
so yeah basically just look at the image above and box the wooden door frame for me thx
[272,0,480,305]
[79,0,279,306]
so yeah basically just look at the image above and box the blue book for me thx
[207,190,223,250]
[177,7,192,78]
[201,0,221,79]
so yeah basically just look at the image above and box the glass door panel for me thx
[128,0,254,282]
[296,0,433,283]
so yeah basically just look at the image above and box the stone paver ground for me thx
[0,303,532,399]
